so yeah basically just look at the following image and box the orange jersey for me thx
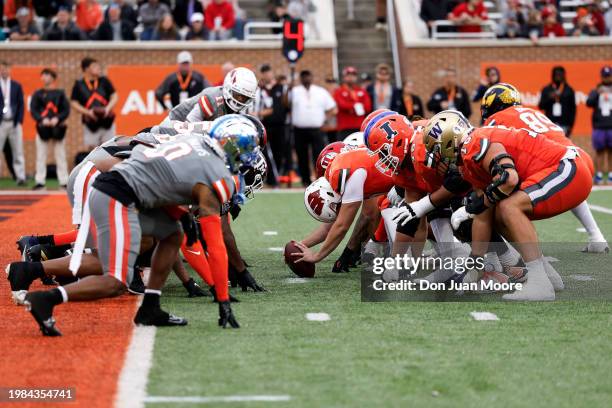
[460,126,568,190]
[325,148,394,198]
[410,131,444,193]
[485,106,571,147]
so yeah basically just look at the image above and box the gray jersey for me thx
[113,134,236,209]
[167,86,230,123]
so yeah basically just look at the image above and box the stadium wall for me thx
[398,38,612,153]
[0,42,335,177]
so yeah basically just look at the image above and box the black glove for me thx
[229,203,241,220]
[183,278,209,298]
[236,269,266,292]
[218,301,240,329]
[465,191,487,215]
[209,286,240,303]
[332,247,358,273]
[443,166,471,194]
[180,213,199,246]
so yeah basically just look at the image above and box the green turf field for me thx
[146,190,612,408]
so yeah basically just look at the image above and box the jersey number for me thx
[518,110,564,134]
[143,142,192,161]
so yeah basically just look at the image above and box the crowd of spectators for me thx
[0,0,249,42]
[419,0,612,38]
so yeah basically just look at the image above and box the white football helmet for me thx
[342,131,365,147]
[304,177,341,223]
[223,67,258,113]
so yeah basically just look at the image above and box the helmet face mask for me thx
[239,150,267,199]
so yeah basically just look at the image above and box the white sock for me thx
[571,201,604,240]
[525,258,547,281]
[430,218,455,258]
[57,286,69,303]
[499,241,521,267]
[145,289,161,296]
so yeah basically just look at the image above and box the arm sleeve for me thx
[341,168,367,204]
[199,215,230,301]
[102,77,116,95]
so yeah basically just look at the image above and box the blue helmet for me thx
[209,114,261,173]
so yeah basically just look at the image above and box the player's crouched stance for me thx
[423,111,593,301]
[23,115,260,335]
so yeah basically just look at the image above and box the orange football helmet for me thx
[360,108,392,132]
[364,112,414,175]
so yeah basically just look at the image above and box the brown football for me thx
[284,241,315,278]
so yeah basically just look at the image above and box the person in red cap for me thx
[333,67,372,140]
[542,7,565,37]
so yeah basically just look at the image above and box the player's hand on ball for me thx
[451,206,474,230]
[218,301,240,329]
[291,241,318,264]
[237,269,266,292]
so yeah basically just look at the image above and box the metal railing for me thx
[431,20,498,39]
[243,21,283,41]
[387,0,403,87]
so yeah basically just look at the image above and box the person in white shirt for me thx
[289,70,337,186]
[0,61,26,186]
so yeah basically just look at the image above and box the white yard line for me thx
[114,324,157,408]
[470,312,499,321]
[591,186,612,191]
[263,231,278,236]
[268,247,284,252]
[306,313,330,321]
[144,395,291,403]
[588,204,612,215]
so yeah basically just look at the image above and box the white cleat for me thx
[362,241,385,265]
[416,268,455,284]
[582,240,610,254]
[382,267,399,283]
[502,273,555,301]
[543,259,564,291]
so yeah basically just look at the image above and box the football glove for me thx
[218,301,240,329]
[392,195,435,226]
[451,206,474,230]
[236,269,266,292]
[332,247,358,273]
[180,213,199,246]
[386,187,403,207]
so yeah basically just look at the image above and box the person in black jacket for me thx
[538,66,576,137]
[0,60,26,186]
[31,68,71,190]
[420,0,456,36]
[33,0,73,30]
[42,6,87,41]
[95,4,136,41]
[394,78,424,120]
[173,0,205,28]
[155,51,209,109]
[104,0,138,27]
[427,68,471,118]
[586,65,612,184]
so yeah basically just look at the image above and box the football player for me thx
[423,110,593,300]
[481,83,608,253]
[20,116,261,336]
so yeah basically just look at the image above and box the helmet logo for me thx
[429,122,443,140]
[307,190,325,216]
[320,152,337,170]
[379,121,398,141]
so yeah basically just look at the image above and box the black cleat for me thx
[16,236,39,260]
[6,262,40,305]
[128,270,145,295]
[25,245,59,286]
[218,301,240,328]
[23,292,62,336]
[134,306,187,326]
[183,278,210,298]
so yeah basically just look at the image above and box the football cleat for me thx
[6,262,41,305]
[133,306,187,326]
[582,240,610,254]
[25,244,59,286]
[184,278,210,297]
[16,236,39,261]
[218,301,240,329]
[128,270,145,295]
[24,291,62,336]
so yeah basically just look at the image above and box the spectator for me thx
[155,51,209,109]
[472,66,500,103]
[256,64,289,185]
[231,0,248,40]
[322,76,339,142]
[152,13,181,40]
[9,7,41,41]
[205,0,236,40]
[449,0,488,33]
[0,61,26,186]
[572,4,605,36]
[420,0,453,36]
[538,66,576,137]
[173,0,204,28]
[95,4,136,41]
[185,12,208,40]
[289,70,337,186]
[4,0,34,29]
[367,63,400,111]
[606,3,612,35]
[31,68,70,190]
[75,0,103,37]
[71,57,118,151]
[542,7,565,37]
[268,0,287,34]
[586,65,612,184]
[43,6,86,41]
[524,8,542,41]
[139,0,171,41]
[334,66,372,139]
[395,79,424,120]
[33,0,72,30]
[105,0,138,27]
[427,68,471,118]
[498,0,527,38]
